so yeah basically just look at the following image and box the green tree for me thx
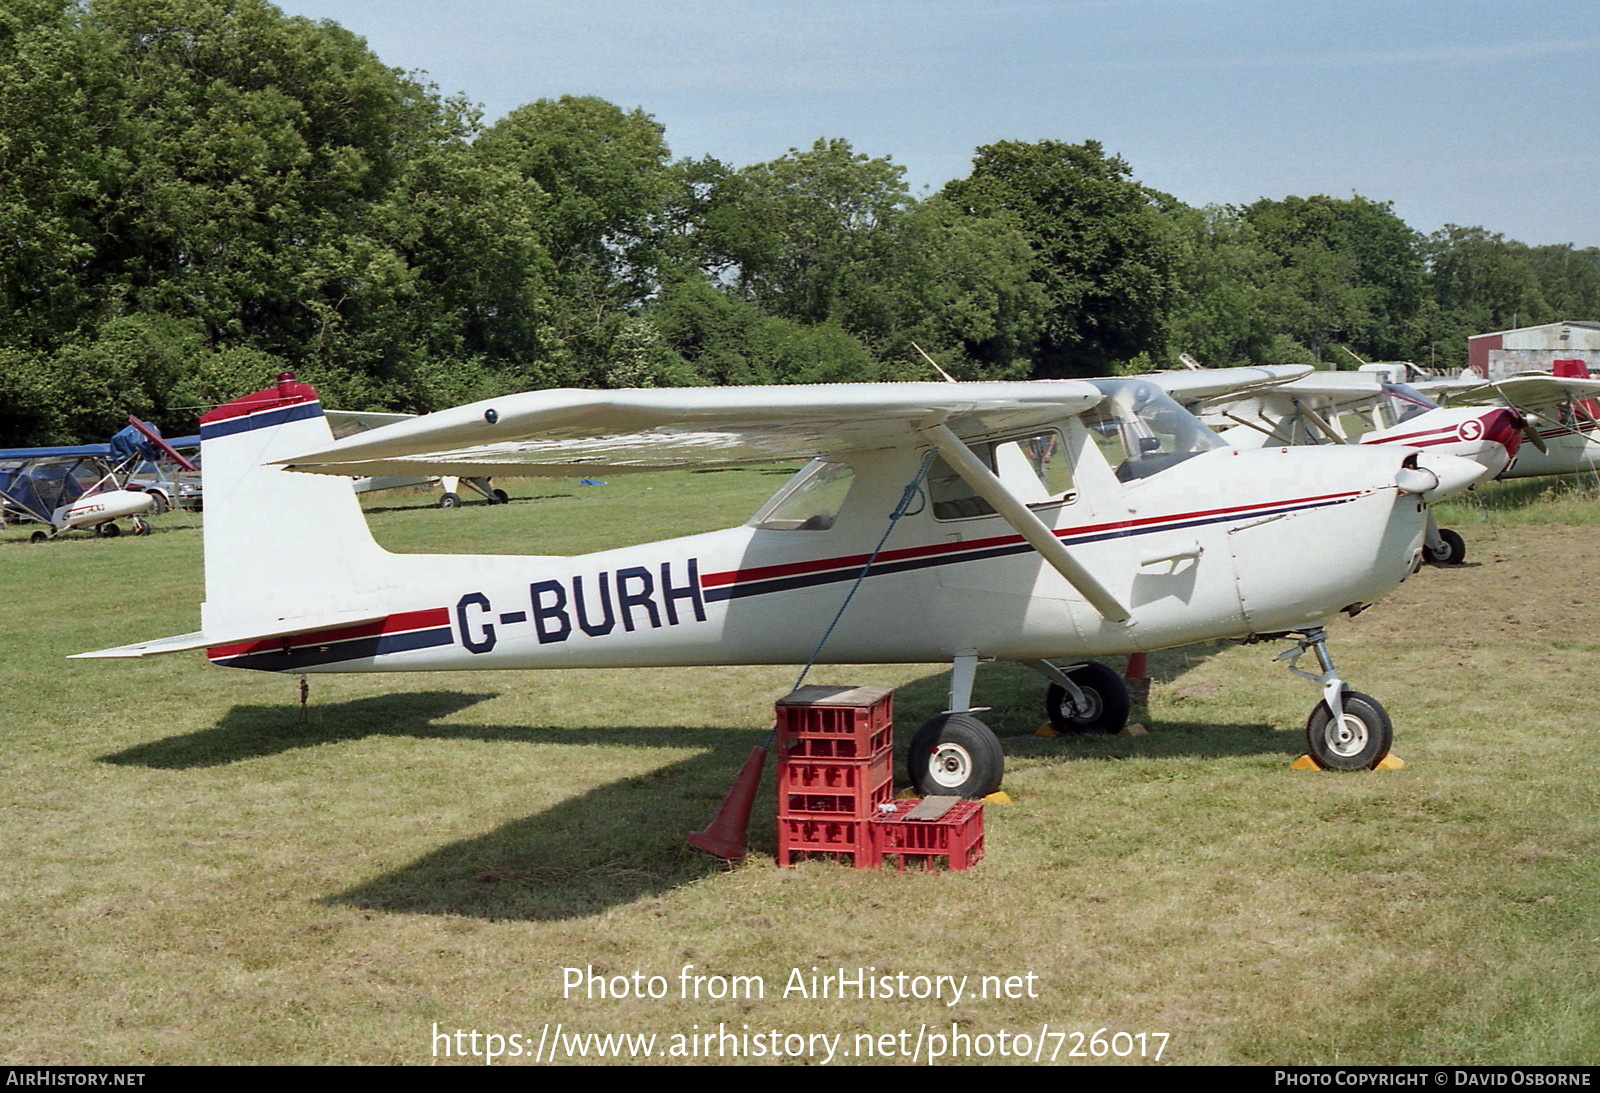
[1159,204,1291,367]
[475,96,681,384]
[0,0,122,350]
[0,0,562,437]
[694,140,1041,378]
[943,140,1174,378]
[702,138,910,326]
[1525,243,1600,322]
[1243,195,1425,363]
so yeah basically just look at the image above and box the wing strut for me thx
[919,423,1130,622]
[1293,402,1345,444]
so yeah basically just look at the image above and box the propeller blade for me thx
[1519,412,1549,454]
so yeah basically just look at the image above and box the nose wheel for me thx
[1305,690,1393,771]
[1424,526,1465,565]
[1270,627,1394,771]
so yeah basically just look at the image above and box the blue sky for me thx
[275,0,1600,248]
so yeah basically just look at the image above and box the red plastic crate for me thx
[870,799,985,871]
[776,815,876,868]
[775,685,893,759]
[781,783,895,819]
[777,749,893,818]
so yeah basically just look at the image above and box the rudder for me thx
[198,372,391,639]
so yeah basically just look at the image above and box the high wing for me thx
[1145,364,1314,405]
[1203,370,1391,412]
[279,381,1106,478]
[1417,372,1600,411]
[1191,369,1422,446]
[324,408,419,438]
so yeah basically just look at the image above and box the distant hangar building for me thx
[1467,320,1600,378]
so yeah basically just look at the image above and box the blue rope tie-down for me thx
[776,449,940,741]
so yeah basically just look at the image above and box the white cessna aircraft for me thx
[78,370,1486,794]
[1416,365,1600,482]
[326,409,508,508]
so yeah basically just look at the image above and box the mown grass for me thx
[1,470,1597,1065]
[1436,471,1600,526]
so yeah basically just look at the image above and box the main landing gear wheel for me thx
[906,713,1004,799]
[1045,661,1131,734]
[132,517,150,536]
[1305,690,1393,771]
[1426,528,1466,566]
[491,488,510,504]
[30,531,48,543]
[95,522,120,538]
[437,492,461,509]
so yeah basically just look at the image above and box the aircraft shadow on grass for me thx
[98,691,505,769]
[99,655,1295,921]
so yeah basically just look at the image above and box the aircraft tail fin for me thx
[197,372,391,640]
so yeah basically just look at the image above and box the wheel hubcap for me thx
[1325,714,1369,757]
[927,743,973,789]
[1061,687,1101,722]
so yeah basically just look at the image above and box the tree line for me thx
[4,0,1598,442]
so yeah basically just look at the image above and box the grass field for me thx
[2,471,1597,1065]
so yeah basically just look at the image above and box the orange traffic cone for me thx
[688,745,768,860]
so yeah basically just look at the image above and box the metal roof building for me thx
[1467,320,1600,378]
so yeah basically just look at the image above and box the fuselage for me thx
[1500,416,1600,479]
[207,438,1430,675]
[1357,405,1523,480]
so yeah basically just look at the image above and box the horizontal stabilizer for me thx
[72,632,214,659]
[72,611,392,659]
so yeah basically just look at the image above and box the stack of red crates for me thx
[774,685,894,868]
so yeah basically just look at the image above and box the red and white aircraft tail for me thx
[75,373,408,659]
[195,372,397,642]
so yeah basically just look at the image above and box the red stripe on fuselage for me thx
[1361,425,1464,447]
[206,607,450,659]
[1538,420,1600,439]
[702,491,1364,590]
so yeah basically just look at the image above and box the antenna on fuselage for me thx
[911,341,958,383]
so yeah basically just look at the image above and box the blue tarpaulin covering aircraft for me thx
[0,418,197,540]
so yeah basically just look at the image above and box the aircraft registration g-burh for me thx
[79,369,1488,794]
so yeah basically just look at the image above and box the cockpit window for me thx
[928,431,1074,521]
[1084,379,1227,481]
[750,460,855,531]
[1380,383,1439,426]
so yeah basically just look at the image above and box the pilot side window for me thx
[749,460,855,531]
[929,432,1074,521]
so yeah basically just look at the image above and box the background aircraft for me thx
[328,409,508,508]
[1416,361,1600,483]
[1195,366,1522,564]
[1,418,196,541]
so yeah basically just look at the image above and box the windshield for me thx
[1083,379,1227,481]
